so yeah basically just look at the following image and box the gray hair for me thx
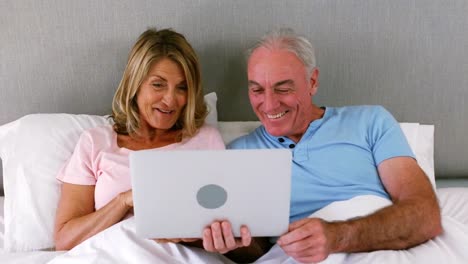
[246,28,316,77]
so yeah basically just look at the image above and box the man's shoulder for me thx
[335,105,387,114]
[331,105,391,120]
[227,126,265,149]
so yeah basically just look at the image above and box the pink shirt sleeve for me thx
[56,129,98,185]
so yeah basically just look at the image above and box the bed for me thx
[1,107,468,263]
[0,189,467,264]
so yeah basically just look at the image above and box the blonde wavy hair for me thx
[111,28,207,138]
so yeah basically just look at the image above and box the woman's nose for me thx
[162,88,176,107]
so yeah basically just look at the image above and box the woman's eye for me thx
[177,85,188,91]
[152,83,165,88]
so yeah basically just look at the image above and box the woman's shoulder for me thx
[78,125,116,148]
[181,123,225,149]
[196,123,220,135]
[81,124,115,138]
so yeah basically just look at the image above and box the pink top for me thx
[57,124,225,210]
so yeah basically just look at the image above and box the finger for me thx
[292,249,329,264]
[239,225,252,247]
[211,222,226,250]
[295,255,325,264]
[202,228,215,252]
[278,224,313,246]
[221,221,237,249]
[155,238,177,243]
[181,238,199,243]
[288,218,312,231]
[285,241,329,263]
[281,237,313,253]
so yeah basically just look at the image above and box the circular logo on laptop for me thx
[196,184,227,209]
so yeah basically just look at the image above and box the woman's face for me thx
[136,58,188,131]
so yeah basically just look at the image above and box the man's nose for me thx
[263,90,280,111]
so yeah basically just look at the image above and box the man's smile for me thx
[266,110,289,119]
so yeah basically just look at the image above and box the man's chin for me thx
[263,125,285,138]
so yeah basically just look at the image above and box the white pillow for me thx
[416,125,435,188]
[204,92,218,128]
[218,121,261,144]
[400,123,436,188]
[0,93,218,252]
[0,114,109,251]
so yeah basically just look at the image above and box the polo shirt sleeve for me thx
[370,106,416,165]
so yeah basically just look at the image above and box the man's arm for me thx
[278,157,442,263]
[333,156,442,251]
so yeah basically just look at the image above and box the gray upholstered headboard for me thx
[1,0,467,192]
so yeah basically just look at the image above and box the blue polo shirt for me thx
[228,105,415,222]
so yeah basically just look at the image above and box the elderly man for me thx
[228,28,442,263]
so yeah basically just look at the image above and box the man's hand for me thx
[155,221,252,255]
[277,218,336,263]
[202,221,252,254]
[155,221,271,263]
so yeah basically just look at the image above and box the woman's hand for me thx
[54,185,135,250]
[202,220,251,254]
[119,190,133,208]
[154,238,199,243]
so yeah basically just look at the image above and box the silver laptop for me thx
[130,149,291,239]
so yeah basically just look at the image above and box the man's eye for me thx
[251,88,263,93]
[276,88,291,94]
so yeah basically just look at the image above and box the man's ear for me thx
[309,67,319,96]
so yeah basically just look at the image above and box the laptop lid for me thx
[130,149,291,239]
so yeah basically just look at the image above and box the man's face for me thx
[247,47,319,142]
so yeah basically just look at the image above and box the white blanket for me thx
[47,217,233,264]
[43,192,468,264]
[256,195,468,264]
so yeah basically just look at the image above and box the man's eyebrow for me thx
[248,80,261,87]
[273,79,294,87]
[248,80,294,86]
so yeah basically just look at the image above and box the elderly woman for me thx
[53,28,270,262]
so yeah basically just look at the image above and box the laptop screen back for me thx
[130,149,291,238]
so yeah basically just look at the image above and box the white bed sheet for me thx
[0,196,4,249]
[0,188,467,264]
[0,196,63,263]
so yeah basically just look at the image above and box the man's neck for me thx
[287,105,325,143]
